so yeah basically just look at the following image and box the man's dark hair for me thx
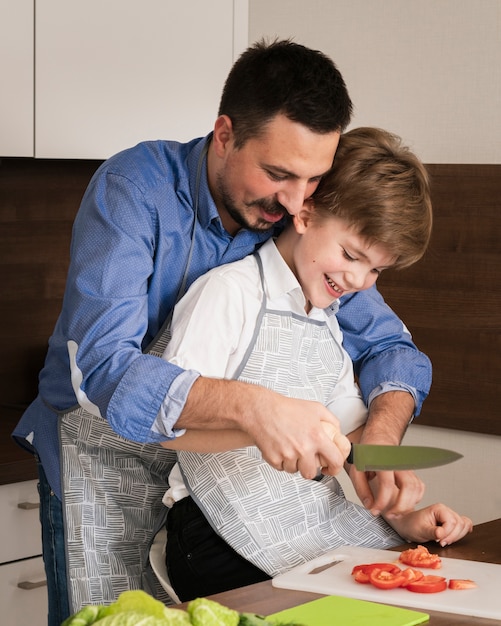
[218,38,353,148]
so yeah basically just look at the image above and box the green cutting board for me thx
[267,595,429,625]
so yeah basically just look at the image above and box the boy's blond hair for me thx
[312,127,432,269]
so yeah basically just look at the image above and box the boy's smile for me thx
[278,212,396,312]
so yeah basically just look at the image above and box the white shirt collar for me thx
[257,238,339,317]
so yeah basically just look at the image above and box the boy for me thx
[159,127,471,601]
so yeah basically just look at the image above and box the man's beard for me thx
[216,174,286,233]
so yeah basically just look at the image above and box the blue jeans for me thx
[37,460,70,626]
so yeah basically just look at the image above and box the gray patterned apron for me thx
[59,139,210,612]
[59,332,176,611]
[178,253,401,578]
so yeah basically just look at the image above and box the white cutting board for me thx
[272,545,501,620]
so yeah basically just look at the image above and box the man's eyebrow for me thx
[264,164,332,180]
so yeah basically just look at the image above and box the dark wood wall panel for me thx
[378,164,501,436]
[0,159,499,484]
[0,158,102,483]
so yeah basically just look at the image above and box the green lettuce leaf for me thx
[61,590,190,626]
[61,605,107,626]
[187,598,240,626]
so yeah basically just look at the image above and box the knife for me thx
[346,443,463,471]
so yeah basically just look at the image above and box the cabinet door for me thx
[0,480,42,563]
[36,0,248,159]
[0,557,47,626]
[0,0,34,157]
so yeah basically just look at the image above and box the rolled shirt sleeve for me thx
[337,285,432,416]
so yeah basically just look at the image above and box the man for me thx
[13,39,429,623]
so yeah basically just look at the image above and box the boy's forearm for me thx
[161,428,253,452]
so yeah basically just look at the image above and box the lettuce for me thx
[61,590,190,626]
[61,591,304,626]
[187,598,240,626]
[90,613,173,626]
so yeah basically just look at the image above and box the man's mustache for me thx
[248,199,287,215]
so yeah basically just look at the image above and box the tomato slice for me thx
[400,567,425,587]
[369,567,407,589]
[399,544,442,569]
[353,569,371,584]
[352,562,402,575]
[449,579,478,590]
[351,562,402,584]
[407,574,447,593]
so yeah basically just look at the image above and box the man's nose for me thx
[276,181,310,216]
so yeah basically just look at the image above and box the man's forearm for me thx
[361,390,415,446]
[174,376,268,431]
[173,375,349,479]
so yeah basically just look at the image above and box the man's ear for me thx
[293,202,315,234]
[212,115,233,157]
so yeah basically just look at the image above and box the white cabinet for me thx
[0,480,47,626]
[0,557,47,626]
[0,0,34,157]
[35,0,249,159]
[0,1,248,159]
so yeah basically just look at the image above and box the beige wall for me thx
[249,0,501,524]
[249,0,501,164]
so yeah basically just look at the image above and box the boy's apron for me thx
[178,253,401,578]
[59,332,176,611]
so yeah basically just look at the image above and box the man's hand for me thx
[247,390,351,479]
[176,377,351,480]
[348,390,425,516]
[348,466,425,518]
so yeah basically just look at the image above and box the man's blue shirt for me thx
[13,134,431,498]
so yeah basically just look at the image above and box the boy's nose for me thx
[346,269,368,291]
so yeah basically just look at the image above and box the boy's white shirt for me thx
[163,238,368,505]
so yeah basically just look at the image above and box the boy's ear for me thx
[293,202,315,234]
[212,115,234,157]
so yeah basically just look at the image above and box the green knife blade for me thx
[347,443,463,471]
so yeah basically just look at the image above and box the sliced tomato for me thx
[353,569,371,584]
[406,574,447,593]
[399,544,442,569]
[351,562,402,584]
[352,562,402,575]
[448,579,478,590]
[369,567,407,589]
[400,567,425,587]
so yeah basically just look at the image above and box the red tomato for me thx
[352,563,402,575]
[399,544,442,569]
[351,562,402,584]
[353,569,371,584]
[449,579,477,590]
[407,574,447,593]
[369,567,407,590]
[400,567,425,587]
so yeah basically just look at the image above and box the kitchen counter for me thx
[177,518,501,625]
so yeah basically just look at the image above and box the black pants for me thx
[165,496,271,602]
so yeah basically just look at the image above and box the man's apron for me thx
[59,331,176,611]
[58,139,210,612]
[178,253,401,578]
